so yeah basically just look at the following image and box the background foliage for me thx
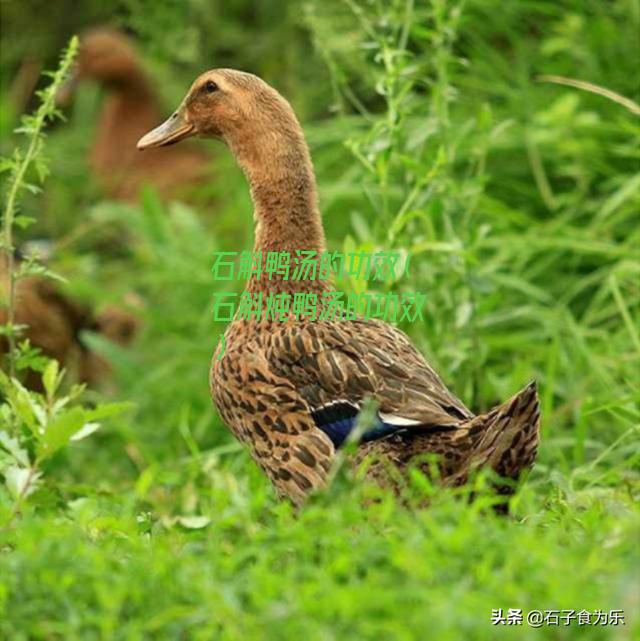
[1,0,639,639]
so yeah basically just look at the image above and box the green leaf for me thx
[34,155,50,182]
[5,379,42,433]
[23,183,42,195]
[14,215,36,229]
[0,431,30,467]
[177,515,211,529]
[0,322,28,338]
[83,402,134,422]
[4,465,41,500]
[42,360,61,400]
[36,407,86,460]
[70,422,101,442]
[15,340,48,373]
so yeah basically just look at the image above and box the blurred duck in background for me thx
[0,252,140,391]
[58,27,211,202]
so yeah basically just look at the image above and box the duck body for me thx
[138,69,540,505]
[212,316,538,504]
[0,255,139,391]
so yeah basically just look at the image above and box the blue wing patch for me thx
[311,401,411,449]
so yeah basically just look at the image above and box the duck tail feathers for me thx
[466,380,541,481]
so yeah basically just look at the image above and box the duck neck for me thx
[231,126,328,293]
[93,71,162,172]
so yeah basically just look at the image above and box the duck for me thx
[138,70,540,506]
[59,28,211,202]
[0,253,140,391]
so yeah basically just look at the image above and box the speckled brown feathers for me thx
[355,381,540,495]
[139,69,541,506]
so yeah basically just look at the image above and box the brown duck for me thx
[60,28,210,202]
[138,70,540,506]
[0,253,139,391]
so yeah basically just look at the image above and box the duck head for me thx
[137,69,302,155]
[138,70,325,261]
[57,28,145,103]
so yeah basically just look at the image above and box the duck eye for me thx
[204,80,219,94]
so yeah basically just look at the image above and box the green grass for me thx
[2,479,638,640]
[1,0,639,639]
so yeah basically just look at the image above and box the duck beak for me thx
[137,108,194,150]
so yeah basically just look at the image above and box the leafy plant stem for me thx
[1,36,78,376]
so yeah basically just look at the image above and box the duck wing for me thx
[265,318,473,440]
